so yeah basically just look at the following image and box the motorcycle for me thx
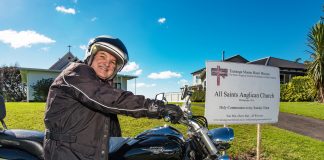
[0,86,234,160]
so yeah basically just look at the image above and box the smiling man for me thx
[43,35,182,160]
[90,50,117,79]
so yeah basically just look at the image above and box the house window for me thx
[114,83,121,89]
[280,74,284,83]
[195,76,200,84]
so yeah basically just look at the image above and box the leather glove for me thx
[160,104,183,124]
[146,100,183,124]
[146,99,164,119]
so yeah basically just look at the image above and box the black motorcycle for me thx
[0,86,234,160]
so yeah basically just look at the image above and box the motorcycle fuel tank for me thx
[109,125,185,160]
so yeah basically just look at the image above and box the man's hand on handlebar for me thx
[146,100,183,123]
[160,104,183,124]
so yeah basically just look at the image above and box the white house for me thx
[20,52,137,102]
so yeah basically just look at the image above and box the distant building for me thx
[20,52,136,102]
[190,55,307,91]
[49,52,78,70]
[248,56,307,84]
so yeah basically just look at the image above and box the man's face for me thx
[90,51,117,79]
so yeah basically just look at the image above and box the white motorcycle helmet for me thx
[84,35,129,80]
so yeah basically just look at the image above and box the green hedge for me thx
[280,76,317,102]
[31,78,54,102]
[191,90,205,102]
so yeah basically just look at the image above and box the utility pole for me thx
[222,50,225,61]
[134,78,137,94]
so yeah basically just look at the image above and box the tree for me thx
[0,65,27,101]
[321,5,324,21]
[294,58,302,63]
[307,21,324,102]
[31,78,54,102]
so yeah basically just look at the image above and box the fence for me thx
[165,92,183,102]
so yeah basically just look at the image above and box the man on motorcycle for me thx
[44,35,183,160]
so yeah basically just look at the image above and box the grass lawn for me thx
[280,102,324,120]
[2,102,324,159]
[2,102,46,131]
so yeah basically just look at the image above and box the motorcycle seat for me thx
[0,129,44,159]
[109,137,131,153]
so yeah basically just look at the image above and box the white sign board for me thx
[205,61,280,124]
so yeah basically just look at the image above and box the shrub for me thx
[280,83,289,102]
[31,78,54,102]
[191,90,205,102]
[0,65,27,101]
[280,76,317,102]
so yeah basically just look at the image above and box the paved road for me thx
[273,112,324,141]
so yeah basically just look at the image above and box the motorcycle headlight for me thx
[208,127,234,151]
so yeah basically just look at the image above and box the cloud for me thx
[121,62,139,72]
[136,83,156,88]
[56,6,76,14]
[178,79,189,86]
[158,17,166,24]
[91,17,98,22]
[148,71,181,79]
[41,47,50,52]
[0,29,55,48]
[134,69,142,76]
[79,45,87,51]
[72,0,78,3]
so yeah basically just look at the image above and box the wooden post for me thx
[256,124,261,160]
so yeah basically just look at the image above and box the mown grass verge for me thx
[280,102,324,120]
[2,102,324,159]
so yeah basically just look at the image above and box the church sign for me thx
[205,61,280,124]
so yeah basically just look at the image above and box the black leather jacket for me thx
[44,63,156,160]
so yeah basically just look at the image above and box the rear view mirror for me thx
[181,85,188,100]
[0,95,6,121]
[155,93,165,101]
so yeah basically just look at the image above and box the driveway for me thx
[273,112,324,141]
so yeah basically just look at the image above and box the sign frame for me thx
[205,61,280,124]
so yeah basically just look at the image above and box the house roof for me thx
[19,67,137,80]
[248,56,306,70]
[191,68,205,75]
[19,67,61,83]
[20,50,137,81]
[20,67,61,73]
[49,52,79,70]
[116,74,138,80]
[224,54,249,63]
[191,55,249,74]
[191,55,307,75]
